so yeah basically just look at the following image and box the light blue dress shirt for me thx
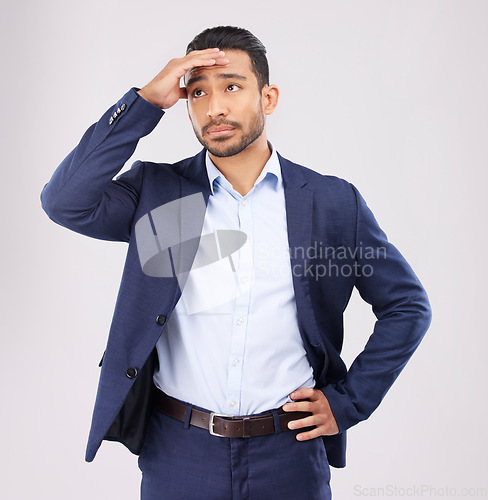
[153,144,315,416]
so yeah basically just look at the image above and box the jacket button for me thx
[126,367,138,379]
[156,315,167,326]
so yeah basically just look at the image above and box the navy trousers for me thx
[138,403,331,499]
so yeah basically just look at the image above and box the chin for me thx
[205,138,243,158]
[207,147,242,158]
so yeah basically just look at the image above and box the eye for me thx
[226,84,240,92]
[192,89,206,98]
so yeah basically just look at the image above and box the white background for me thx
[1,0,487,498]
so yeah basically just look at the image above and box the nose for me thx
[207,93,228,118]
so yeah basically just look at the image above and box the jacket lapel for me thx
[278,153,312,268]
[166,150,211,300]
[279,153,324,350]
[179,148,211,199]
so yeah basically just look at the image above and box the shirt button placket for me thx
[226,195,253,415]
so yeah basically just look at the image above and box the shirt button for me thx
[241,200,248,207]
[232,359,240,366]
[236,317,244,326]
[240,276,248,284]
[229,401,236,407]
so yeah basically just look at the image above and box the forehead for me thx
[185,49,255,85]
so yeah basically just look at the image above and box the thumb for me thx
[179,87,188,100]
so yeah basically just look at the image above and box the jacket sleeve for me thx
[321,183,432,432]
[40,88,164,242]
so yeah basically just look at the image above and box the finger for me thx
[213,57,230,66]
[287,415,317,430]
[195,50,228,64]
[179,52,228,75]
[290,388,317,401]
[186,47,221,56]
[197,56,229,67]
[296,427,323,441]
[282,401,314,413]
[186,49,226,64]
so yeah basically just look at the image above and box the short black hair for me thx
[186,26,269,90]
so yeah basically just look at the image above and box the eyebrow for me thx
[186,73,248,88]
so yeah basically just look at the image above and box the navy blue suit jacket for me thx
[41,88,431,468]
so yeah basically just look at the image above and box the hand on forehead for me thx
[183,48,225,76]
[184,49,253,87]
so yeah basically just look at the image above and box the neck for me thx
[209,134,271,196]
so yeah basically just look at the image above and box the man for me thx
[41,26,431,499]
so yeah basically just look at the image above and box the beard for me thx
[193,105,265,158]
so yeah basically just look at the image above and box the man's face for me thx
[185,50,266,158]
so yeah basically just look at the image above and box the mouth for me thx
[206,126,236,138]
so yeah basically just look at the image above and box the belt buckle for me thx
[209,412,233,437]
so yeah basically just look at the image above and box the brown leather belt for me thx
[155,390,312,438]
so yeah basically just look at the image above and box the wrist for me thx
[137,88,163,109]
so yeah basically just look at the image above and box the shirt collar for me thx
[205,142,282,196]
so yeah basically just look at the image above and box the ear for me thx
[261,85,279,116]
